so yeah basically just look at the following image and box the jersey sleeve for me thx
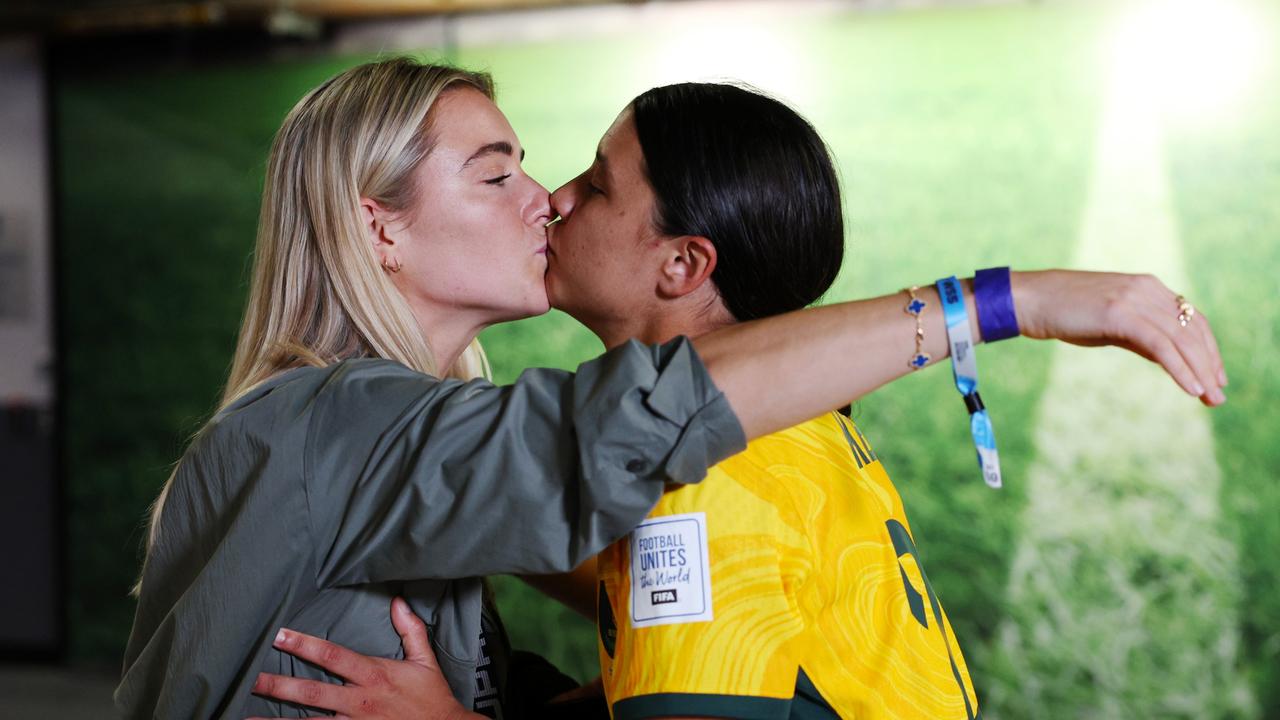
[596,459,812,720]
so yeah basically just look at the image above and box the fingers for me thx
[390,597,436,668]
[1195,310,1228,387]
[1185,312,1226,404]
[1134,316,1222,406]
[250,671,357,717]
[1131,318,1204,399]
[272,628,375,685]
[1147,283,1226,405]
[1131,276,1226,406]
[1167,313,1225,406]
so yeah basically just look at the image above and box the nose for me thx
[549,177,577,221]
[522,176,553,227]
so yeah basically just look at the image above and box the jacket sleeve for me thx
[304,337,746,587]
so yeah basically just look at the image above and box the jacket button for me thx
[625,459,645,473]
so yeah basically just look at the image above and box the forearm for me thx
[695,274,995,440]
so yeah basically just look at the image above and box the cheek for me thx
[416,194,520,266]
[401,227,503,305]
[550,211,643,295]
[584,243,644,301]
[565,235,612,282]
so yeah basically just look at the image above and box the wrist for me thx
[962,276,980,345]
[1008,270,1036,338]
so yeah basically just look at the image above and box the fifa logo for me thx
[651,589,678,605]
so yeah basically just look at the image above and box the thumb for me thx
[391,596,437,668]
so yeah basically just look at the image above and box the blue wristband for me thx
[974,267,1019,342]
[936,276,1003,489]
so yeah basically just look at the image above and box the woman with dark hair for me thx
[250,81,1223,720]
[548,81,972,720]
[631,82,846,322]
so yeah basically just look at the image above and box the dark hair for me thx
[631,82,844,321]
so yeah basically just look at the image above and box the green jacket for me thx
[116,338,745,718]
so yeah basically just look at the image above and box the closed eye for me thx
[485,173,512,186]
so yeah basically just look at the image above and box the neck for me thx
[595,299,736,350]
[407,300,486,377]
[429,326,480,376]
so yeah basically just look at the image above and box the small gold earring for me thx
[382,256,403,273]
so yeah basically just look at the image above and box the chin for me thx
[521,289,552,318]
[528,298,552,317]
[542,275,563,310]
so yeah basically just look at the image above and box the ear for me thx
[657,235,717,300]
[359,197,398,256]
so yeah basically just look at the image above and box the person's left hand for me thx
[247,596,480,720]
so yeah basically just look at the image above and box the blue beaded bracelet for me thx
[974,267,1019,343]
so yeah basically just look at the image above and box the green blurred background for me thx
[55,0,1279,717]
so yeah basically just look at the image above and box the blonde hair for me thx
[138,58,495,582]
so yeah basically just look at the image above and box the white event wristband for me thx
[935,276,1002,489]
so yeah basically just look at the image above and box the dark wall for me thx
[0,404,59,658]
[55,46,368,662]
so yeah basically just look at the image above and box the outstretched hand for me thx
[248,597,479,720]
[1015,270,1227,406]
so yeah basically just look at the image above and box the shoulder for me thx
[208,361,401,422]
[321,357,439,388]
[716,413,854,475]
[312,358,474,415]
[688,413,884,526]
[643,418,852,532]
[198,359,459,449]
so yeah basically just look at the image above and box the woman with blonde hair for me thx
[117,57,1224,719]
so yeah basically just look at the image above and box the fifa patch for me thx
[628,512,713,627]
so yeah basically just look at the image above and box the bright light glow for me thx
[1109,0,1269,122]
[638,20,812,109]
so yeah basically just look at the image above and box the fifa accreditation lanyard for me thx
[936,276,1003,489]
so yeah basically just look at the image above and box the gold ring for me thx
[1175,294,1195,327]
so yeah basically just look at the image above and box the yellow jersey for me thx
[595,412,980,719]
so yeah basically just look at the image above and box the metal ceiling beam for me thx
[3,0,620,36]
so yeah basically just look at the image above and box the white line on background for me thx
[987,41,1255,720]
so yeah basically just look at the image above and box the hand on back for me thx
[247,597,480,720]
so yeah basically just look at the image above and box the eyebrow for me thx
[594,149,611,186]
[461,141,524,169]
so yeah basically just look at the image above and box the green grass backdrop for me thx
[56,2,1278,716]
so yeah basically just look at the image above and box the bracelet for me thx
[903,286,930,370]
[973,267,1019,342]
[935,275,1003,489]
